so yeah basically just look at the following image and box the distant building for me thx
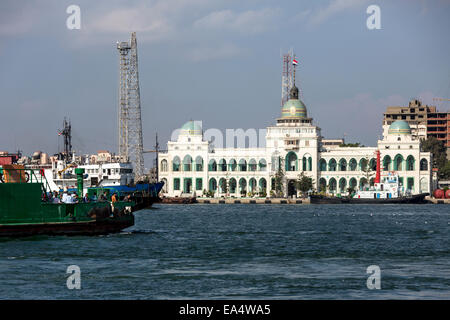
[97,150,112,163]
[383,99,450,157]
[0,151,20,165]
[322,139,344,149]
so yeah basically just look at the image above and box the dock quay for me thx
[195,198,310,204]
[166,197,450,204]
[426,196,450,204]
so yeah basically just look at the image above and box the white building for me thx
[159,85,432,197]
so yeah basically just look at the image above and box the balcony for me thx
[284,139,299,150]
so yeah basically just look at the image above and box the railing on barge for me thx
[0,165,52,196]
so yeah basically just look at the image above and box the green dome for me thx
[180,120,202,135]
[388,120,411,135]
[281,99,307,118]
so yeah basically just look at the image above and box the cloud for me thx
[84,2,184,44]
[88,6,172,36]
[58,0,210,48]
[187,43,248,62]
[0,2,43,36]
[291,9,312,23]
[300,0,369,26]
[67,1,279,48]
[193,8,280,35]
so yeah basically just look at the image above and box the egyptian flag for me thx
[292,58,299,65]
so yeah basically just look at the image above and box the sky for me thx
[0,0,449,169]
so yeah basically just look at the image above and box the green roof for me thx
[180,121,202,135]
[281,99,307,119]
[388,120,411,135]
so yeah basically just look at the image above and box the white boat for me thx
[310,172,428,204]
[44,159,135,192]
[354,172,405,199]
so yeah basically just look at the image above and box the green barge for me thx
[0,165,135,237]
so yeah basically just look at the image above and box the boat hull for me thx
[98,181,164,208]
[0,216,134,237]
[310,193,430,204]
[160,197,197,204]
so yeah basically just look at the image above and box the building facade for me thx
[383,99,450,157]
[159,86,432,197]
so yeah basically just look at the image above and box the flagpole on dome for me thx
[292,55,302,100]
[292,55,297,85]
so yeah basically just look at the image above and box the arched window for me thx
[420,158,428,171]
[195,156,203,171]
[248,159,257,171]
[249,178,257,192]
[349,178,357,190]
[328,178,337,191]
[286,152,297,171]
[229,178,237,193]
[258,159,267,171]
[394,154,403,171]
[359,158,368,171]
[407,177,414,190]
[369,158,377,171]
[383,155,392,171]
[208,159,217,171]
[219,178,227,193]
[259,178,267,192]
[339,178,347,192]
[228,159,237,171]
[328,159,337,171]
[359,178,368,190]
[406,155,415,171]
[160,159,168,172]
[183,155,193,171]
[172,156,181,171]
[302,154,312,171]
[218,158,227,172]
[239,178,247,194]
[339,158,347,171]
[209,178,217,192]
[238,159,247,171]
[161,178,168,193]
[319,159,327,171]
[318,178,327,192]
[349,158,357,171]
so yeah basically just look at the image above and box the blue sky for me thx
[0,0,449,168]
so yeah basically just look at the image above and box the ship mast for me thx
[58,118,72,162]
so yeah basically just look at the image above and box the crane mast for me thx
[116,32,145,181]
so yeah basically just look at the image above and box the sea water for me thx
[0,204,449,299]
